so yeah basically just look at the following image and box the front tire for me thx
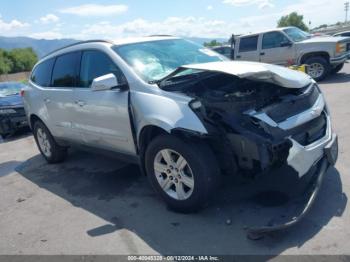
[305,56,330,81]
[145,135,220,213]
[33,121,67,164]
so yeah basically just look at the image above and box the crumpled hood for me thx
[181,61,312,88]
[0,94,23,107]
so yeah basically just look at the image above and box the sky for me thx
[0,0,347,40]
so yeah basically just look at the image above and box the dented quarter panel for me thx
[130,87,208,147]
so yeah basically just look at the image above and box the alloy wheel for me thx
[37,127,52,157]
[307,63,325,79]
[153,149,195,200]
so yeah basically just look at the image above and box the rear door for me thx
[259,31,296,65]
[72,50,136,155]
[45,51,81,141]
[235,35,260,61]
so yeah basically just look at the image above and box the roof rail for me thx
[42,39,114,59]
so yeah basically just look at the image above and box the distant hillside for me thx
[186,37,229,45]
[0,36,78,58]
[0,36,228,58]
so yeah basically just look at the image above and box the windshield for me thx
[113,39,226,82]
[283,27,311,42]
[0,82,25,97]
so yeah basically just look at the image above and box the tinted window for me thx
[51,52,80,87]
[239,36,258,52]
[31,58,54,87]
[262,32,290,49]
[79,50,126,88]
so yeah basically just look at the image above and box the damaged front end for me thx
[160,61,338,236]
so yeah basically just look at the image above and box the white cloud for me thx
[30,31,63,40]
[77,17,236,40]
[0,17,29,31]
[39,14,59,24]
[60,4,128,17]
[223,0,274,9]
[207,5,213,10]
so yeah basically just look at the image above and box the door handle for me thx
[44,98,51,103]
[260,52,265,56]
[236,55,241,58]
[75,100,86,107]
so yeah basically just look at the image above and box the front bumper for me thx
[246,133,338,239]
[0,114,28,135]
[330,51,350,64]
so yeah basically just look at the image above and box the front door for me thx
[259,31,296,65]
[72,50,136,155]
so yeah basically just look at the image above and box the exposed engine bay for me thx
[161,71,327,178]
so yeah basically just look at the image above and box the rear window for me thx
[30,58,55,87]
[51,52,80,87]
[239,36,258,52]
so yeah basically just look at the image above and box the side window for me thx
[79,50,126,88]
[51,52,80,87]
[30,58,54,87]
[239,36,258,52]
[262,32,290,49]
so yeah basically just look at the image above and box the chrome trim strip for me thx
[247,93,325,131]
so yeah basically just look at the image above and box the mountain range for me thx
[0,36,228,58]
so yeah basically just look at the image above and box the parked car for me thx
[23,37,338,236]
[211,45,232,58]
[333,31,350,37]
[232,26,350,81]
[0,82,28,137]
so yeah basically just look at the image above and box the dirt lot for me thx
[0,65,349,257]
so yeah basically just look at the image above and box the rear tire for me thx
[33,121,67,164]
[145,135,221,213]
[305,56,330,81]
[330,63,344,74]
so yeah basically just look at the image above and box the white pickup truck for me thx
[232,27,350,81]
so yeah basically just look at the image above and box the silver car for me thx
[23,37,338,236]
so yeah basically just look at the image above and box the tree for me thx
[204,40,222,47]
[0,48,37,74]
[7,48,38,73]
[0,50,13,74]
[277,12,309,31]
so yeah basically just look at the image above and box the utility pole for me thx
[345,2,349,24]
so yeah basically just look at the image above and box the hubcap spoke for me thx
[160,177,173,190]
[180,173,194,188]
[176,155,187,171]
[161,150,173,165]
[175,183,186,200]
[154,162,168,173]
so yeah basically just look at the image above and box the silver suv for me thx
[23,37,338,233]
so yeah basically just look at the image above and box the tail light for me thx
[20,90,25,97]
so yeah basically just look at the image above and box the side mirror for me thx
[281,41,292,47]
[91,73,120,91]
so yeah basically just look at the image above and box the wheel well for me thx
[300,52,330,64]
[138,126,168,155]
[29,114,42,129]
